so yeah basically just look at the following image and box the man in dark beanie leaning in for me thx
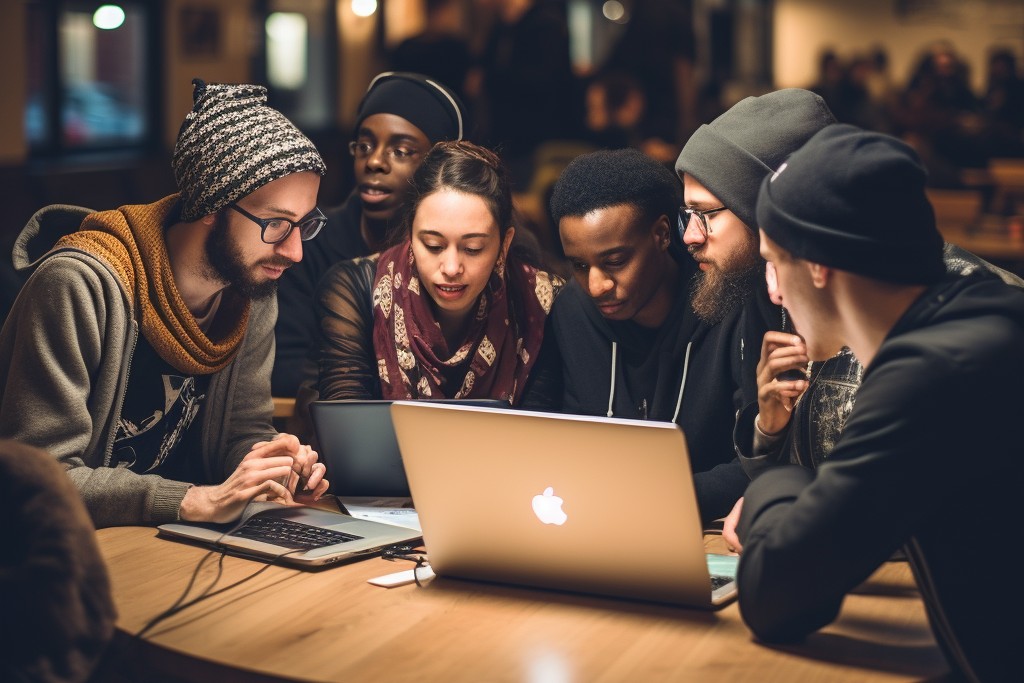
[0,79,330,528]
[738,124,1024,683]
[273,71,467,398]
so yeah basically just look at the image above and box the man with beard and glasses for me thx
[273,72,466,398]
[0,79,330,527]
[543,148,747,522]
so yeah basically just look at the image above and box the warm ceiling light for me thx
[352,0,377,17]
[93,4,125,30]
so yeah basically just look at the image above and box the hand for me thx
[179,434,328,523]
[247,434,329,505]
[756,331,810,435]
[722,497,744,554]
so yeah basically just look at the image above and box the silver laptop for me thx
[158,500,421,568]
[310,399,504,497]
[390,402,738,609]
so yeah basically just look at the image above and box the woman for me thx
[314,141,562,406]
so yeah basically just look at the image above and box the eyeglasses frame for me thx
[678,206,728,240]
[228,202,327,244]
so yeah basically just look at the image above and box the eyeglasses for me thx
[348,140,421,164]
[228,203,327,244]
[678,206,727,240]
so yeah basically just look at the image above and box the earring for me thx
[495,254,506,278]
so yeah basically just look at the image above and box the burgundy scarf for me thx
[371,241,557,405]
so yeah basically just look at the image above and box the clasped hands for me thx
[179,433,329,524]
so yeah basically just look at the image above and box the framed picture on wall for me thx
[180,7,221,59]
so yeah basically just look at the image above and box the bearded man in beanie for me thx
[736,124,1024,683]
[273,71,466,397]
[0,79,330,527]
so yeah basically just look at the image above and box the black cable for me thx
[136,521,303,639]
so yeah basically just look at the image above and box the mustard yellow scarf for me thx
[55,194,250,375]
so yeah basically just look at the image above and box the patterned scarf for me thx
[54,194,250,375]
[371,241,557,405]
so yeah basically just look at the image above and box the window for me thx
[26,1,157,156]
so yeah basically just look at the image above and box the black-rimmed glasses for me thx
[228,203,327,244]
[678,206,727,240]
[347,140,421,164]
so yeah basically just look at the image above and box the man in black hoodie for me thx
[547,148,746,522]
[740,124,1024,683]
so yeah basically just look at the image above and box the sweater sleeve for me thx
[0,255,192,527]
[734,337,999,643]
[315,257,380,400]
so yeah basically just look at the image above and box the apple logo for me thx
[532,487,567,525]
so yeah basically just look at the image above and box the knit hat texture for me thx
[355,72,465,143]
[675,88,835,231]
[173,79,326,222]
[757,124,945,284]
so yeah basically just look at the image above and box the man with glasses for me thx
[273,71,466,398]
[0,79,330,527]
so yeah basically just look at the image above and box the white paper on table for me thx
[339,497,421,532]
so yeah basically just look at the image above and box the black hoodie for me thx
[547,262,765,523]
[736,272,1024,683]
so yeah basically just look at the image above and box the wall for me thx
[0,0,28,164]
[164,0,258,148]
[773,0,1024,93]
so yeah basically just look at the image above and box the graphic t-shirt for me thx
[112,334,210,482]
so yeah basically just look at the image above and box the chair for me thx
[272,396,296,432]
[0,439,116,682]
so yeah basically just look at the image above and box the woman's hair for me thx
[387,140,515,248]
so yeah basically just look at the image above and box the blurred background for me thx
[2,0,1024,286]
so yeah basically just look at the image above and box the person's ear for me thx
[808,262,831,288]
[652,215,671,250]
[501,226,515,258]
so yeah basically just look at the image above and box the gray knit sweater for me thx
[0,204,278,527]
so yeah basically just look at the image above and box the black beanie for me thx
[757,124,945,285]
[355,72,465,143]
[675,88,835,231]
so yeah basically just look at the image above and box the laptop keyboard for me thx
[710,575,734,591]
[228,516,363,550]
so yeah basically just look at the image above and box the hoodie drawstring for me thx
[607,340,692,423]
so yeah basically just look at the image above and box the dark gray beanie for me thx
[173,79,326,222]
[757,124,945,284]
[675,88,835,231]
[355,72,465,143]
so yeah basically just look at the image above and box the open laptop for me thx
[390,402,738,608]
[158,500,421,568]
[310,399,503,497]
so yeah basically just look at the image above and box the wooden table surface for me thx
[93,526,951,683]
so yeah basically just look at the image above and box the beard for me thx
[205,212,290,300]
[689,239,764,325]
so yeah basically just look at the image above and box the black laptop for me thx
[310,399,505,497]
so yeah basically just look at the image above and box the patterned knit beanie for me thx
[173,79,326,222]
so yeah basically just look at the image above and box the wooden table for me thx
[92,527,950,682]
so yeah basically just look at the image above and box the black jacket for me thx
[546,267,765,523]
[272,193,368,396]
[736,272,1024,683]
